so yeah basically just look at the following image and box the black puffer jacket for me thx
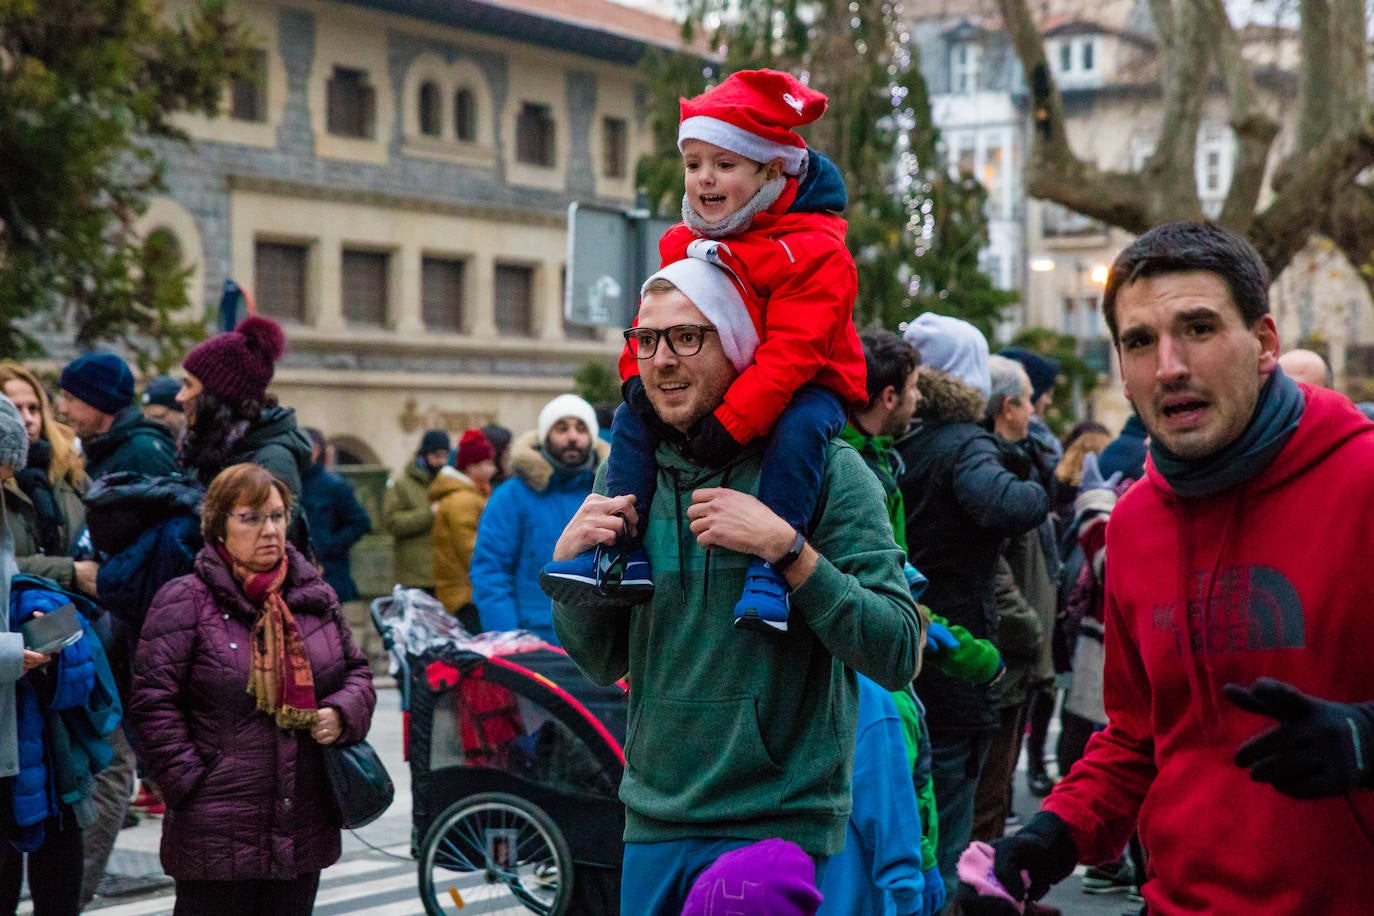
[224,406,313,502]
[130,545,375,880]
[896,370,1048,733]
[82,405,179,481]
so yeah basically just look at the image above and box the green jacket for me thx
[842,423,1002,686]
[383,460,437,588]
[554,438,922,856]
[891,686,938,870]
[839,423,905,552]
[2,475,88,589]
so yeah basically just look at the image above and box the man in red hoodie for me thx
[960,222,1374,916]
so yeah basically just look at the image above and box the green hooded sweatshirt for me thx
[554,438,921,856]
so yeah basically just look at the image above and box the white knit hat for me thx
[641,257,760,372]
[538,393,599,443]
[904,313,991,397]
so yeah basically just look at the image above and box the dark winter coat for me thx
[226,407,313,503]
[81,406,179,481]
[896,370,1048,734]
[382,460,438,589]
[215,406,314,554]
[2,473,87,590]
[301,460,372,602]
[470,431,608,642]
[130,544,375,881]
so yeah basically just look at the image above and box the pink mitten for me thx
[957,841,1024,914]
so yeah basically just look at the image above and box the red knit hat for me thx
[453,428,495,470]
[182,316,286,406]
[678,69,827,176]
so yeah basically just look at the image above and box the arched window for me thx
[418,81,441,137]
[454,87,476,142]
[140,228,189,308]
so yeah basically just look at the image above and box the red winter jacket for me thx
[131,545,376,881]
[619,179,867,445]
[1042,385,1374,915]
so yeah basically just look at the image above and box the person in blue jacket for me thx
[819,674,928,916]
[469,395,606,643]
[300,428,372,603]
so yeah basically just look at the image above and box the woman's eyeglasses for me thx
[228,510,287,529]
[623,324,718,359]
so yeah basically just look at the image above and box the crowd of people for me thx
[0,63,1370,916]
[0,315,379,916]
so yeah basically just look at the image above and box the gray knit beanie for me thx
[0,395,26,471]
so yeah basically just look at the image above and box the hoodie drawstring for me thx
[1175,490,1243,740]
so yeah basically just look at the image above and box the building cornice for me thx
[227,174,567,228]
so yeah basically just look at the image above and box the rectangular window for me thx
[1062,297,1077,336]
[603,117,628,178]
[342,249,388,326]
[230,49,268,123]
[951,43,981,94]
[326,67,376,139]
[1081,38,1096,72]
[1059,41,1073,73]
[421,257,465,332]
[254,242,308,323]
[494,264,535,336]
[516,103,555,166]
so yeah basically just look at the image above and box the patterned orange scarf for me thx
[217,545,320,730]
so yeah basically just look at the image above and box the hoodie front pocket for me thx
[622,695,786,823]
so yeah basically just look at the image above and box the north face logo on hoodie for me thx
[1153,564,1306,656]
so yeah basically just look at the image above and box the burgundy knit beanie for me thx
[183,316,286,406]
[453,428,495,470]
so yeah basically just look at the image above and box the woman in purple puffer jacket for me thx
[130,463,375,916]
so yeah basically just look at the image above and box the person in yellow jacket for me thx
[430,429,497,632]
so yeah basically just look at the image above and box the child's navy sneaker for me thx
[540,545,654,608]
[733,558,790,632]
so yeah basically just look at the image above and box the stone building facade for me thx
[139,0,689,469]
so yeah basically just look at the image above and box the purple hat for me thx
[682,839,822,916]
[182,316,286,406]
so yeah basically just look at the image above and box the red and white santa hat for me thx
[678,69,827,176]
[641,256,760,372]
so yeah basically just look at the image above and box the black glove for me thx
[688,413,742,468]
[989,811,1078,902]
[1224,677,1374,799]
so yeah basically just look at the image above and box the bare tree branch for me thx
[993,0,1151,229]
[1329,0,1367,125]
[1197,0,1280,228]
[1322,180,1374,302]
[1252,128,1374,269]
[1297,0,1332,147]
[1143,0,1209,216]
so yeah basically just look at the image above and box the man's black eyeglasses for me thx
[623,324,718,359]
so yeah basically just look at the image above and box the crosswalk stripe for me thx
[67,847,551,916]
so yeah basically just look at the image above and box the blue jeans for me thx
[929,730,994,899]
[607,384,846,537]
[620,838,827,916]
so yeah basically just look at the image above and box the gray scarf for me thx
[682,176,786,239]
[1149,367,1305,499]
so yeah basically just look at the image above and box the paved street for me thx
[45,682,1134,916]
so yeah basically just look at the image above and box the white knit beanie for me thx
[904,313,991,397]
[641,257,759,372]
[538,394,599,443]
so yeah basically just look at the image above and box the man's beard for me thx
[548,441,591,468]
